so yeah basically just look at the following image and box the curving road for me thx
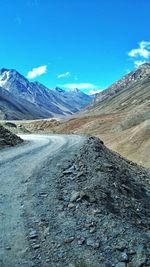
[0,134,85,267]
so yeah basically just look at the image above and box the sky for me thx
[0,0,150,93]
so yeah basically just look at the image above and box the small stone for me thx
[86,238,100,248]
[33,244,40,249]
[80,191,86,198]
[120,252,128,262]
[115,243,126,251]
[70,191,80,202]
[92,209,101,215]
[103,163,113,168]
[89,196,96,203]
[77,237,85,245]
[63,167,74,174]
[79,161,84,167]
[68,203,75,208]
[89,227,96,233]
[85,221,95,228]
[64,237,74,243]
[29,230,38,239]
[129,249,136,255]
[39,192,48,198]
[5,246,11,250]
[57,251,64,258]
[63,170,72,174]
[77,171,84,178]
[64,196,70,202]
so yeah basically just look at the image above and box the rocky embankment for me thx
[0,124,23,148]
[25,136,150,267]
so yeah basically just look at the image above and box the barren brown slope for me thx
[22,112,150,168]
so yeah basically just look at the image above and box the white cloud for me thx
[27,65,47,79]
[61,83,98,90]
[57,72,71,79]
[134,60,146,68]
[128,41,150,59]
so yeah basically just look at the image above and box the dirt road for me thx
[0,134,85,267]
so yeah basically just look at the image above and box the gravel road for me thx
[0,134,85,267]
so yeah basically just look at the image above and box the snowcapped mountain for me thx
[0,68,93,120]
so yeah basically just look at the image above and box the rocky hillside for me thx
[0,68,93,120]
[92,61,150,106]
[86,75,150,115]
[27,136,150,267]
[0,125,23,148]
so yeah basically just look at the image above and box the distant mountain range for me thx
[0,68,93,120]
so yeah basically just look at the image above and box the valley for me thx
[15,62,150,167]
[1,1,150,266]
[0,62,150,267]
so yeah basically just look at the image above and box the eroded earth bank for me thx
[0,134,150,267]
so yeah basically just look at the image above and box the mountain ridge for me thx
[0,68,93,120]
[92,61,150,106]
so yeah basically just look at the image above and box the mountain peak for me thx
[71,88,80,93]
[0,68,28,83]
[0,67,93,119]
[0,68,20,76]
[0,68,9,74]
[94,60,150,104]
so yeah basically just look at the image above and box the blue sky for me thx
[0,0,150,93]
